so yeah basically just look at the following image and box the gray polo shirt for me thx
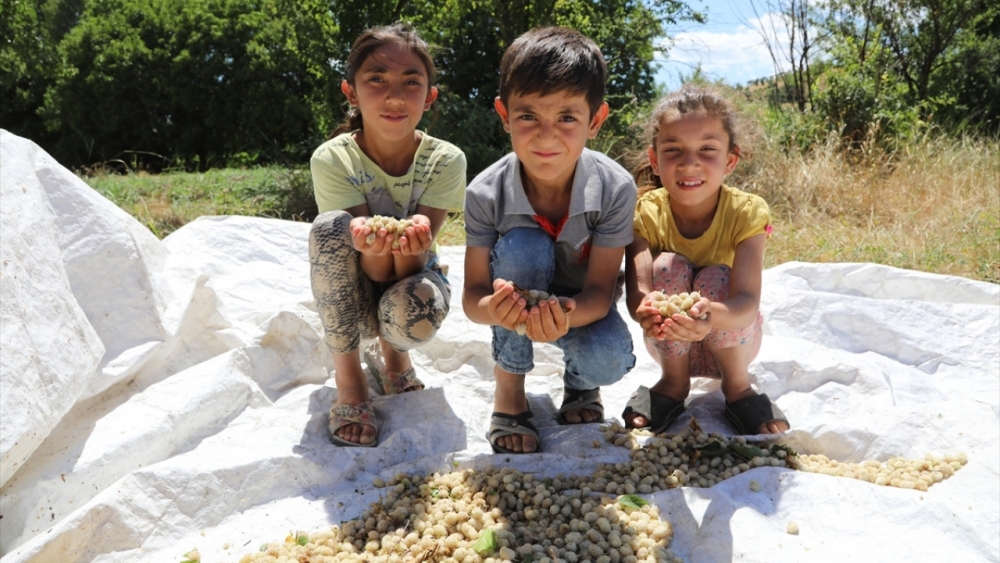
[465,148,637,290]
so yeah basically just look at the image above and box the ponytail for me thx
[330,108,364,138]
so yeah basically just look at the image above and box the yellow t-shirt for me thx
[633,184,770,268]
[310,131,466,216]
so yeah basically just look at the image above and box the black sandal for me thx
[724,393,789,435]
[488,410,542,453]
[621,385,686,434]
[557,387,604,425]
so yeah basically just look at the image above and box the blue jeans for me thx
[489,228,635,389]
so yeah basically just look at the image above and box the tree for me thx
[820,0,999,136]
[41,0,338,169]
[745,0,823,112]
[0,0,60,146]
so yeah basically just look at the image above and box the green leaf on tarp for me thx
[695,440,730,457]
[617,494,649,509]
[730,443,764,461]
[772,444,798,457]
[473,529,498,556]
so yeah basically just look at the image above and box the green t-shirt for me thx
[311,131,466,217]
[633,184,770,268]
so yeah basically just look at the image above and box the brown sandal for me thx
[328,401,379,447]
[364,343,425,395]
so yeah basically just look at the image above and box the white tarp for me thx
[1,130,997,563]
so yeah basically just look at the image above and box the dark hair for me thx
[332,23,437,137]
[631,84,745,192]
[498,27,606,117]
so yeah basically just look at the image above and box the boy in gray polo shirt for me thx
[462,27,637,454]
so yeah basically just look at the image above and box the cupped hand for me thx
[636,293,667,340]
[524,296,576,343]
[393,215,433,256]
[350,216,395,255]
[659,296,712,342]
[488,279,528,331]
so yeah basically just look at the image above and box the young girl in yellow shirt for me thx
[623,84,790,436]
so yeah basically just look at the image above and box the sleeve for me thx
[633,194,657,247]
[310,145,367,214]
[463,184,499,248]
[592,175,637,248]
[733,195,771,246]
[417,147,467,212]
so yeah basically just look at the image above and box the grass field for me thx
[83,133,1000,284]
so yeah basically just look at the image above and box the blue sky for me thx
[653,1,792,89]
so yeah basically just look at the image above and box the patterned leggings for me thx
[647,253,763,377]
[309,211,451,355]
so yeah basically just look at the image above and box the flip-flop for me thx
[488,409,542,454]
[328,400,379,447]
[725,393,789,435]
[557,387,605,425]
[364,343,425,395]
[621,385,686,434]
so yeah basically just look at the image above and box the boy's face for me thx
[495,91,608,190]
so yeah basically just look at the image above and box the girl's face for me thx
[648,114,738,211]
[342,42,438,143]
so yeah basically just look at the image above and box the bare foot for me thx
[562,406,603,424]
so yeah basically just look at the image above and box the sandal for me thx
[488,409,542,454]
[364,343,425,395]
[725,393,789,435]
[621,385,686,434]
[328,401,379,447]
[557,387,605,425]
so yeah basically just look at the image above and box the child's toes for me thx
[625,413,649,428]
[758,420,789,434]
[501,434,537,453]
[338,422,376,445]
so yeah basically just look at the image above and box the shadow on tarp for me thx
[653,392,791,562]
[293,385,467,522]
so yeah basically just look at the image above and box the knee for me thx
[310,210,352,248]
[694,264,732,296]
[490,228,555,285]
[652,252,693,273]
[379,276,449,350]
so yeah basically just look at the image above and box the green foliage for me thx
[817,0,1000,141]
[84,166,316,237]
[813,34,926,148]
[0,0,61,146]
[41,0,338,169]
[422,90,508,181]
[409,0,703,176]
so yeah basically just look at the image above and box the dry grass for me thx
[85,136,999,283]
[731,133,1000,283]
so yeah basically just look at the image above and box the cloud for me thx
[655,13,792,87]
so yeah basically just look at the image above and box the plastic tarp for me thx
[1,130,998,563]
